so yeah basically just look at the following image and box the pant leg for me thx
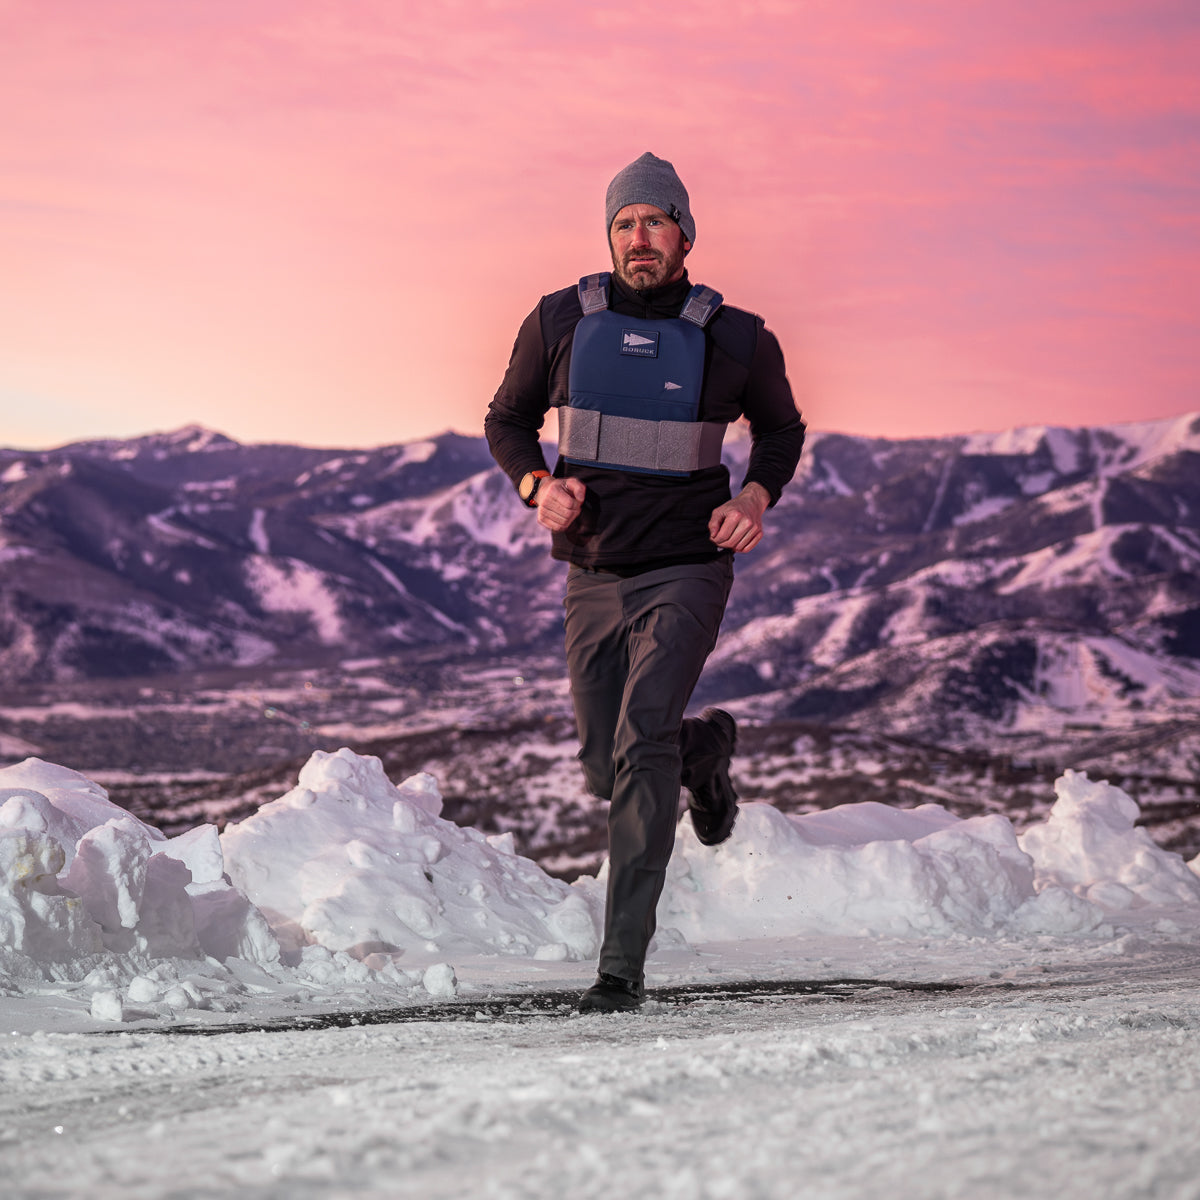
[596,559,734,981]
[563,566,628,802]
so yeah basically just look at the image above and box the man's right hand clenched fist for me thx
[535,476,587,532]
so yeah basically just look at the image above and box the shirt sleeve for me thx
[484,300,555,487]
[740,324,806,506]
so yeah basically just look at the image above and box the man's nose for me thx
[629,222,651,247]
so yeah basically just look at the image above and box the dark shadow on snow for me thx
[100,977,977,1037]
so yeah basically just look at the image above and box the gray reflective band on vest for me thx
[560,407,727,474]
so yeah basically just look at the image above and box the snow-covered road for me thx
[4,946,1199,1200]
[5,750,1200,1196]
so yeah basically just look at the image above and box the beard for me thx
[611,241,687,291]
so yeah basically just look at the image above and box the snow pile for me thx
[658,771,1200,943]
[657,801,1109,942]
[1018,769,1200,910]
[220,747,600,965]
[0,759,278,993]
[2,747,1199,1026]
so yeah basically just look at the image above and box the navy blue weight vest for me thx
[561,273,727,476]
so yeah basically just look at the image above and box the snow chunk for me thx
[397,771,444,818]
[1006,884,1112,934]
[90,989,124,1022]
[164,824,226,886]
[65,818,158,936]
[62,819,203,958]
[0,827,103,964]
[422,962,458,997]
[0,758,157,864]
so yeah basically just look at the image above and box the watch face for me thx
[520,472,546,503]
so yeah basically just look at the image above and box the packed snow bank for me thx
[0,760,270,972]
[656,802,1107,941]
[220,748,600,964]
[0,759,287,1022]
[657,777,1200,943]
[1018,769,1200,909]
[2,749,1199,1027]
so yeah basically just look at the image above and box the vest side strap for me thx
[696,419,728,468]
[559,407,601,460]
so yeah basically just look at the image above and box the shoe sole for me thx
[578,991,644,1014]
[692,794,737,846]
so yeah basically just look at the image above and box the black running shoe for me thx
[578,973,644,1014]
[685,708,739,847]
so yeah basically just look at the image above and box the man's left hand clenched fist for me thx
[708,482,770,553]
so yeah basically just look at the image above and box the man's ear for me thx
[683,240,693,255]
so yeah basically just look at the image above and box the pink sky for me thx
[2,1,1197,450]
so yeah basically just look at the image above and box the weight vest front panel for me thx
[566,309,707,474]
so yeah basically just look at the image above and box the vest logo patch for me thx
[621,329,660,358]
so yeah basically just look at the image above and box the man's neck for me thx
[610,270,691,306]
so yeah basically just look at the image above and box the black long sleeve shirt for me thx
[485,271,805,569]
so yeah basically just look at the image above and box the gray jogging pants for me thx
[563,557,735,982]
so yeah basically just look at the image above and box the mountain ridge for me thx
[2,414,1198,751]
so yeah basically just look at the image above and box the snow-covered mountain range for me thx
[712,413,1200,742]
[3,415,1198,745]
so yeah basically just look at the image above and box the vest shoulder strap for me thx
[679,283,723,328]
[577,275,723,326]
[578,273,610,315]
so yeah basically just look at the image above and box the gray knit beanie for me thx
[605,152,695,245]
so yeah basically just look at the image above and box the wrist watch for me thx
[518,470,550,508]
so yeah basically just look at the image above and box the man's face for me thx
[609,203,691,291]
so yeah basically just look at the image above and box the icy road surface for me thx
[3,946,1199,1200]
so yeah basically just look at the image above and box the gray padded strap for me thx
[560,408,727,474]
[679,284,722,327]
[578,274,609,316]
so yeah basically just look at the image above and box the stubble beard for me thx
[612,244,685,291]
